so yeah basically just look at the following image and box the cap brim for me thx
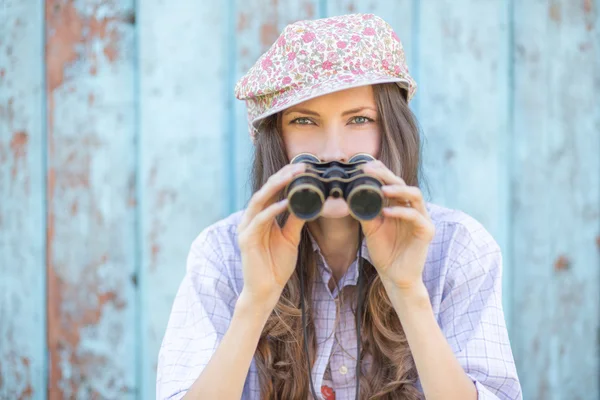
[250,72,411,129]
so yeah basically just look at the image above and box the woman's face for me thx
[280,85,381,219]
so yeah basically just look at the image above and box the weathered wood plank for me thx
[416,0,513,323]
[0,1,46,399]
[137,1,229,398]
[45,1,137,398]
[512,1,600,399]
[232,0,321,211]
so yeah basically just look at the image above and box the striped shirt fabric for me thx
[156,202,523,400]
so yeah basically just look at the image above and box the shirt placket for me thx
[329,288,358,397]
[312,254,339,398]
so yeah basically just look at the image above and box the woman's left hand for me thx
[359,161,435,291]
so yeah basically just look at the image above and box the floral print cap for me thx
[234,13,417,142]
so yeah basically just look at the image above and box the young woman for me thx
[156,13,522,400]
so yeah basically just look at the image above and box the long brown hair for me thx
[250,83,425,399]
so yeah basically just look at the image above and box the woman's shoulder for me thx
[425,201,501,260]
[189,210,245,257]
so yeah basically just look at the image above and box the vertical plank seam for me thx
[133,0,143,397]
[319,0,327,18]
[226,0,237,214]
[411,0,420,120]
[507,0,515,337]
[41,2,49,398]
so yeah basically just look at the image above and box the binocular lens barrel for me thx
[347,184,383,221]
[287,177,326,220]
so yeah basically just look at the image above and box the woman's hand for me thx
[237,163,307,311]
[359,161,435,291]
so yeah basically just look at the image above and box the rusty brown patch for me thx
[549,3,561,23]
[554,255,571,271]
[584,0,593,14]
[595,235,600,249]
[10,131,28,179]
[151,243,161,269]
[260,22,279,48]
[46,1,123,92]
[103,43,118,63]
[46,1,132,396]
[303,1,315,18]
[238,13,249,32]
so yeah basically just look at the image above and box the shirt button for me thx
[339,365,348,375]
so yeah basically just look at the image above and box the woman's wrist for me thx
[384,279,431,313]
[236,289,279,321]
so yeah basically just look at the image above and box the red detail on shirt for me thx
[321,385,336,400]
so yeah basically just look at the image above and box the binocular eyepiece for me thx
[284,153,384,221]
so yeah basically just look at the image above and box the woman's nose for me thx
[318,128,347,163]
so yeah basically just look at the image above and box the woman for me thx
[156,13,522,400]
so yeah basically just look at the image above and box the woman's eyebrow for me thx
[341,106,377,116]
[283,106,377,117]
[283,108,320,116]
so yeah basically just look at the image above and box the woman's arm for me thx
[183,293,272,400]
[386,282,478,400]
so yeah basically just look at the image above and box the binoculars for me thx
[284,153,384,221]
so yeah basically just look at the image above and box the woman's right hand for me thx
[236,162,308,311]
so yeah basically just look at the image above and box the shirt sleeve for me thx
[438,223,523,400]
[156,228,238,400]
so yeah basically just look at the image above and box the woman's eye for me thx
[350,116,373,124]
[291,117,314,125]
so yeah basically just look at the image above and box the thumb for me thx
[281,213,306,246]
[359,215,384,238]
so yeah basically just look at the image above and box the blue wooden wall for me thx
[1,1,598,399]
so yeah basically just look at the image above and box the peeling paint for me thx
[45,0,137,397]
[46,0,126,92]
[9,131,28,179]
[260,22,279,48]
[554,255,571,271]
[303,1,315,18]
[238,13,249,32]
[550,3,562,23]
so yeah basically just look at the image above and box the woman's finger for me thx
[381,185,428,217]
[280,212,306,247]
[244,198,290,238]
[382,206,435,239]
[362,160,405,186]
[238,163,306,231]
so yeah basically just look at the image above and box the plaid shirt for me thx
[156,202,522,400]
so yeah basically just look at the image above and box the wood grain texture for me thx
[0,1,46,399]
[512,1,600,399]
[137,1,229,398]
[232,0,321,211]
[416,0,513,323]
[45,0,137,398]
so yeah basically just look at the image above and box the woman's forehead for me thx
[284,85,377,113]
